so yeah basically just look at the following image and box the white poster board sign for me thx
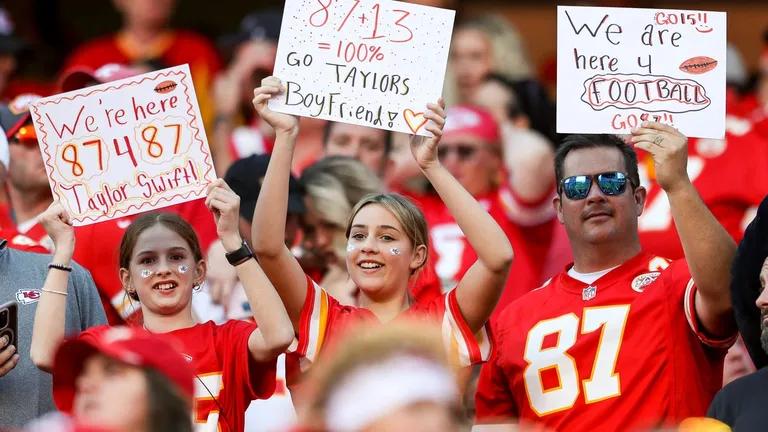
[30,64,216,226]
[270,0,455,136]
[557,6,726,138]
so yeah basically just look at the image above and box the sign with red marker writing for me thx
[557,6,726,138]
[29,64,216,226]
[269,0,455,136]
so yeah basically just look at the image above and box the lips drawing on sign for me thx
[403,109,428,134]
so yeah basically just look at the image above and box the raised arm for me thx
[206,179,294,361]
[30,203,76,371]
[631,122,736,337]
[250,77,310,331]
[413,101,514,332]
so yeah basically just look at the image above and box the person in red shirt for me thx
[44,325,195,432]
[638,116,768,259]
[475,125,737,430]
[251,77,513,369]
[61,0,221,126]
[411,105,555,318]
[31,179,294,432]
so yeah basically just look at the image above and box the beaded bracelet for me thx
[48,263,73,273]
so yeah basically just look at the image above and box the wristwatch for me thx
[225,240,254,266]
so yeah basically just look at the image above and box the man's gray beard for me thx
[761,323,768,355]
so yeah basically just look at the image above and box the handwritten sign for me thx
[269,0,455,136]
[556,6,726,138]
[30,65,216,226]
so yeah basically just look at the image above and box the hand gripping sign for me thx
[30,65,216,225]
[269,0,455,137]
[556,6,726,139]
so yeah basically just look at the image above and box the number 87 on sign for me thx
[55,119,188,182]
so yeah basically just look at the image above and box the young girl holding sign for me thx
[251,76,513,367]
[30,179,295,432]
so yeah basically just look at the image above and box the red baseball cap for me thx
[59,63,146,93]
[0,93,42,139]
[52,325,195,413]
[442,105,501,145]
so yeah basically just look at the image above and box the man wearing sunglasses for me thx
[476,122,737,430]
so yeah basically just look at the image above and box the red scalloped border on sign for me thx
[30,67,215,225]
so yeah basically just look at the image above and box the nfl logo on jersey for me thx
[582,285,597,301]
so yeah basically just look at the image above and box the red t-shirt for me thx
[637,117,768,259]
[166,320,276,432]
[293,275,492,368]
[475,252,734,430]
[412,187,555,320]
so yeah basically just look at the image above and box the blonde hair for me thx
[345,193,429,271]
[301,156,383,259]
[459,15,532,81]
[302,321,457,426]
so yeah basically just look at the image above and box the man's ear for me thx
[634,185,647,216]
[553,194,564,224]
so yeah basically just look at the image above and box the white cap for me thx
[0,124,8,170]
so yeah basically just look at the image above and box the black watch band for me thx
[225,240,254,266]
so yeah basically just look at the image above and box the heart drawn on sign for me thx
[403,109,428,134]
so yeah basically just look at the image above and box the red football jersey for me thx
[294,275,492,368]
[638,117,768,259]
[475,252,734,431]
[413,187,555,319]
[166,320,276,432]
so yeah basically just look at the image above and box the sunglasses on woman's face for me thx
[559,171,633,200]
[437,144,478,162]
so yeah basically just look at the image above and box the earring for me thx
[193,282,202,293]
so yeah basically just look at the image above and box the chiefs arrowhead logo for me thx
[16,289,41,304]
[631,272,661,293]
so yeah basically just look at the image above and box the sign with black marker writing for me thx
[29,65,216,226]
[557,6,726,138]
[269,0,455,136]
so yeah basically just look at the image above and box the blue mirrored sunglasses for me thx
[560,171,633,200]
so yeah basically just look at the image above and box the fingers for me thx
[424,101,446,141]
[205,180,240,214]
[252,77,284,109]
[0,353,19,377]
[629,133,664,145]
[261,76,284,88]
[423,110,445,129]
[426,101,446,121]
[632,141,657,154]
[633,121,684,137]
[0,340,18,377]
[424,122,443,139]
